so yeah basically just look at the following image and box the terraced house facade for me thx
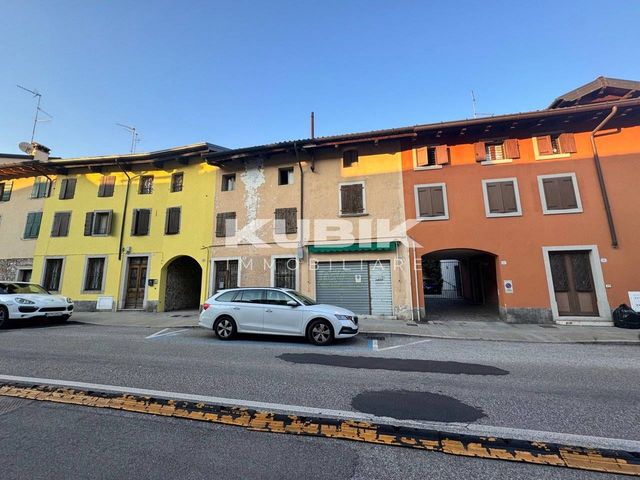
[0,77,638,324]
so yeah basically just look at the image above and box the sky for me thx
[1,0,639,158]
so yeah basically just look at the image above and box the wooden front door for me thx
[549,251,599,316]
[214,260,238,293]
[124,257,148,309]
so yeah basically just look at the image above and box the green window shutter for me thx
[84,212,95,236]
[0,181,12,201]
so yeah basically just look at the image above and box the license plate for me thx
[47,312,64,317]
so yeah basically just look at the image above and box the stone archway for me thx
[163,256,202,311]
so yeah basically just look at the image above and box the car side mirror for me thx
[286,300,299,307]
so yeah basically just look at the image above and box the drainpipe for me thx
[116,160,132,261]
[590,105,619,248]
[293,142,304,259]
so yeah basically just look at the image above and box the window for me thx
[215,290,238,302]
[216,212,236,237]
[538,173,582,214]
[31,177,52,198]
[474,140,520,163]
[222,174,236,192]
[235,289,265,304]
[0,181,13,202]
[165,207,181,235]
[415,146,449,168]
[278,167,294,185]
[482,178,522,217]
[414,183,448,220]
[139,175,154,194]
[342,149,358,168]
[274,207,297,234]
[273,258,297,289]
[535,133,577,158]
[266,289,294,306]
[16,269,32,282]
[85,210,114,236]
[131,209,151,236]
[51,212,71,237]
[170,173,184,193]
[23,212,43,239]
[84,257,106,292]
[42,258,63,292]
[59,178,77,200]
[339,182,365,216]
[98,176,116,197]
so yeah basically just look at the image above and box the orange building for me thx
[401,77,640,324]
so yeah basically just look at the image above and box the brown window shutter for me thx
[474,142,486,162]
[216,213,225,237]
[286,208,297,234]
[59,180,68,200]
[98,180,105,197]
[417,188,433,217]
[435,145,449,165]
[558,133,577,153]
[340,185,351,213]
[500,182,518,212]
[84,212,94,236]
[558,177,578,209]
[165,208,179,234]
[341,184,363,214]
[131,210,139,235]
[485,183,504,213]
[139,209,151,235]
[59,213,70,236]
[430,187,445,216]
[105,210,114,235]
[537,136,553,156]
[503,139,520,159]
[415,147,428,167]
[51,213,62,236]
[542,179,562,210]
[274,208,285,234]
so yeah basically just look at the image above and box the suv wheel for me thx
[214,316,236,340]
[308,319,333,346]
[0,306,9,329]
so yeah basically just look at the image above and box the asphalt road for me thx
[1,320,639,479]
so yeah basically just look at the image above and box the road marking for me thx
[145,328,188,339]
[0,374,638,475]
[376,339,432,352]
[367,339,379,350]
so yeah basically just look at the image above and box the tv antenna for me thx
[116,123,140,154]
[471,90,493,118]
[17,85,53,143]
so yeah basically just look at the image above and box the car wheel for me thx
[214,316,236,340]
[0,306,9,329]
[308,319,334,346]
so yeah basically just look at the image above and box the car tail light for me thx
[202,303,210,310]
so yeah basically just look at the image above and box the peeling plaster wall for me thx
[240,159,265,225]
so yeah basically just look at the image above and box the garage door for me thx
[315,261,393,315]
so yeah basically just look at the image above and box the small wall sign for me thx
[504,280,514,294]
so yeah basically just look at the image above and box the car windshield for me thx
[286,291,316,306]
[0,283,50,295]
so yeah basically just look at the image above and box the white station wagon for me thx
[0,282,74,328]
[199,288,359,345]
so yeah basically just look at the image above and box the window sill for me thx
[414,165,443,171]
[485,212,523,218]
[542,208,583,215]
[480,159,513,166]
[417,215,449,222]
[339,212,369,218]
[535,153,571,161]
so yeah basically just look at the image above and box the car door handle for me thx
[233,307,240,310]
[265,309,273,313]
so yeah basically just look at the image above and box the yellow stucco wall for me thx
[32,161,216,310]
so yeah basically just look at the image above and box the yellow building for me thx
[27,143,223,311]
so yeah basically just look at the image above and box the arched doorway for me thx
[422,249,498,320]
[163,256,202,312]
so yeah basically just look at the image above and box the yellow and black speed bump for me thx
[1,381,639,476]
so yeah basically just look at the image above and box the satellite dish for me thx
[18,142,33,154]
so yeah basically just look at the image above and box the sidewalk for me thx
[72,311,640,344]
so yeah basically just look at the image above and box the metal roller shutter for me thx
[369,261,393,315]
[316,261,370,314]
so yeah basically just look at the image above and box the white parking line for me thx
[145,328,189,339]
[376,339,431,352]
[1,373,638,452]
